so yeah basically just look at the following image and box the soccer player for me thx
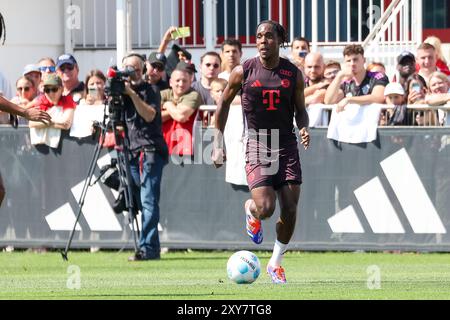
[0,11,51,206]
[212,20,310,283]
[0,96,51,206]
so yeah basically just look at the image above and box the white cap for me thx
[384,82,405,96]
[22,64,40,76]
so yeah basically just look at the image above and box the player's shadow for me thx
[50,293,234,298]
[161,256,229,262]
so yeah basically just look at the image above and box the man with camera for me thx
[120,53,168,261]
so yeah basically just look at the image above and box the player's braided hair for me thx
[256,20,288,48]
[0,12,5,45]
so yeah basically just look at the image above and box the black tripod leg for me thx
[118,149,140,254]
[111,122,141,255]
[61,130,105,261]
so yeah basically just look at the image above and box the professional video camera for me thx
[104,66,135,122]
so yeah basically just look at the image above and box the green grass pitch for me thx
[1,250,450,300]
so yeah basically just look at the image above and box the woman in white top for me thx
[70,70,107,139]
[81,69,106,105]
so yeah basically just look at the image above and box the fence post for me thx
[415,0,423,44]
[126,0,132,52]
[203,0,215,50]
[116,0,128,65]
[311,0,318,52]
[64,0,74,54]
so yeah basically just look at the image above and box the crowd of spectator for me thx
[1,29,450,152]
[1,26,450,254]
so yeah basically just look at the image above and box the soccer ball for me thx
[227,250,261,284]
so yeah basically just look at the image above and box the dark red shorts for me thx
[245,144,302,191]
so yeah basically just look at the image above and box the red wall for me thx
[423,29,450,43]
[178,0,204,45]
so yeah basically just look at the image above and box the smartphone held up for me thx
[171,27,191,40]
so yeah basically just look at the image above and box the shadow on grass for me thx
[37,293,234,299]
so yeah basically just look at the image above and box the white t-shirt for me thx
[218,71,230,81]
[218,69,247,185]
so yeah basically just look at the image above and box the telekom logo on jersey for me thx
[262,90,280,111]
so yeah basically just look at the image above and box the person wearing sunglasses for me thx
[192,51,222,106]
[56,53,85,104]
[36,57,57,93]
[11,76,37,107]
[7,76,38,125]
[29,74,75,131]
[145,52,169,91]
[22,64,42,93]
[121,54,168,262]
[37,57,57,75]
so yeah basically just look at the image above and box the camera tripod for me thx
[61,116,140,261]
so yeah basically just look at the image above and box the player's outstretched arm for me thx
[0,95,28,117]
[212,65,243,168]
[0,96,51,123]
[0,172,5,207]
[294,70,310,150]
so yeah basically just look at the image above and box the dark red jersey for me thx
[241,57,298,144]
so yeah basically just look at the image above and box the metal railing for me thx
[362,0,422,75]
[71,0,180,49]
[198,104,450,128]
[3,104,449,129]
[70,0,422,51]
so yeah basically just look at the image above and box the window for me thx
[424,0,450,29]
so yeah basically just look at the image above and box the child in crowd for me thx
[206,78,228,127]
[381,82,408,126]
[29,74,76,131]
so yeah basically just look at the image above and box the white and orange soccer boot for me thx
[267,265,287,284]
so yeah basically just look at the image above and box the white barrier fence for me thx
[199,103,450,129]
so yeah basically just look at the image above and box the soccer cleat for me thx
[267,265,287,284]
[245,200,263,244]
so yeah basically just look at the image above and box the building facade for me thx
[0,0,449,90]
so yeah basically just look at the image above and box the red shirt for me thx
[35,94,76,111]
[162,113,197,156]
[437,60,450,76]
